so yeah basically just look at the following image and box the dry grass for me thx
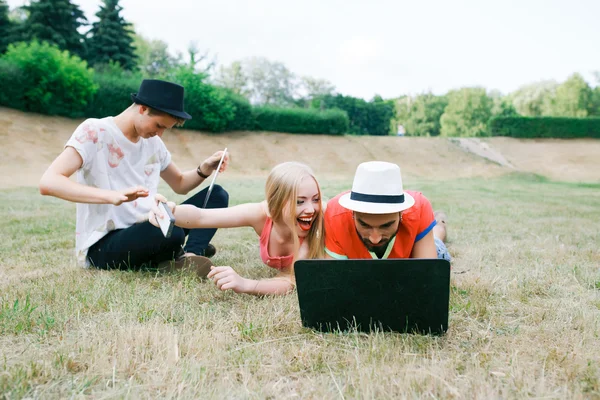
[1,107,599,398]
[1,172,599,399]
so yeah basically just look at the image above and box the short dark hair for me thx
[136,103,186,127]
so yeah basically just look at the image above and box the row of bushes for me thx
[5,42,599,139]
[0,41,348,135]
[0,42,96,117]
[489,116,600,138]
[311,94,396,136]
[254,107,348,135]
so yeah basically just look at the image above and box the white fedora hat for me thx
[339,161,415,214]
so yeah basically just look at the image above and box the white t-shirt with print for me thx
[66,117,172,267]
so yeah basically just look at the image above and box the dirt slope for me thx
[1,107,599,188]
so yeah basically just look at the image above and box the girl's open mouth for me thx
[297,216,313,231]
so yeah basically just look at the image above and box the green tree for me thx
[132,33,181,77]
[396,93,448,136]
[299,76,335,100]
[591,73,600,116]
[243,57,297,105]
[370,95,396,136]
[86,0,137,70]
[489,90,517,118]
[187,41,215,74]
[5,4,26,44]
[440,88,492,137]
[509,81,557,116]
[394,96,410,124]
[21,0,87,58]
[0,0,13,54]
[213,61,248,96]
[172,68,236,132]
[547,73,593,117]
[592,89,600,117]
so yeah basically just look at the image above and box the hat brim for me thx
[131,94,192,120]
[338,192,415,214]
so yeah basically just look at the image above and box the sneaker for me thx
[158,254,213,278]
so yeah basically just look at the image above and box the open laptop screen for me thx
[294,259,451,334]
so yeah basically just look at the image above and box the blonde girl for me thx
[150,162,324,295]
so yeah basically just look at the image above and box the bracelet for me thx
[196,165,211,179]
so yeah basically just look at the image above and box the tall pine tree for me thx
[0,0,13,54]
[22,0,87,58]
[86,0,137,70]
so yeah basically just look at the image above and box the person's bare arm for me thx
[160,150,230,195]
[207,265,295,296]
[175,203,264,230]
[159,162,204,195]
[39,146,148,205]
[150,196,265,232]
[410,230,438,258]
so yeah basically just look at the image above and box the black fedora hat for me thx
[131,79,192,120]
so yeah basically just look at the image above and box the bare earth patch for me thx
[485,137,600,182]
[3,106,596,189]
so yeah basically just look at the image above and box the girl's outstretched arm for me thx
[207,265,295,296]
[173,203,264,230]
[150,194,266,232]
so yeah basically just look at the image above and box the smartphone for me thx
[156,201,175,238]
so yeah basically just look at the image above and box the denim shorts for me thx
[434,237,451,262]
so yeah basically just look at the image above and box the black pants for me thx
[87,185,229,270]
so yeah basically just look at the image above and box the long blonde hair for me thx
[265,162,325,260]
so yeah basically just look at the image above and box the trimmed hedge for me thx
[171,68,236,132]
[85,72,140,118]
[222,89,255,131]
[489,116,600,138]
[253,107,348,135]
[311,94,395,136]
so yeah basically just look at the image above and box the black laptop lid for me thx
[294,259,451,334]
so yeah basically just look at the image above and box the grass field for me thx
[1,172,599,399]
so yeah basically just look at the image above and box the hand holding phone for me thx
[156,201,175,238]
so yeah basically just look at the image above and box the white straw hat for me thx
[339,161,415,214]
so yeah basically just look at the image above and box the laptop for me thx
[294,259,451,335]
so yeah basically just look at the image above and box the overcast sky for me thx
[7,0,600,99]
